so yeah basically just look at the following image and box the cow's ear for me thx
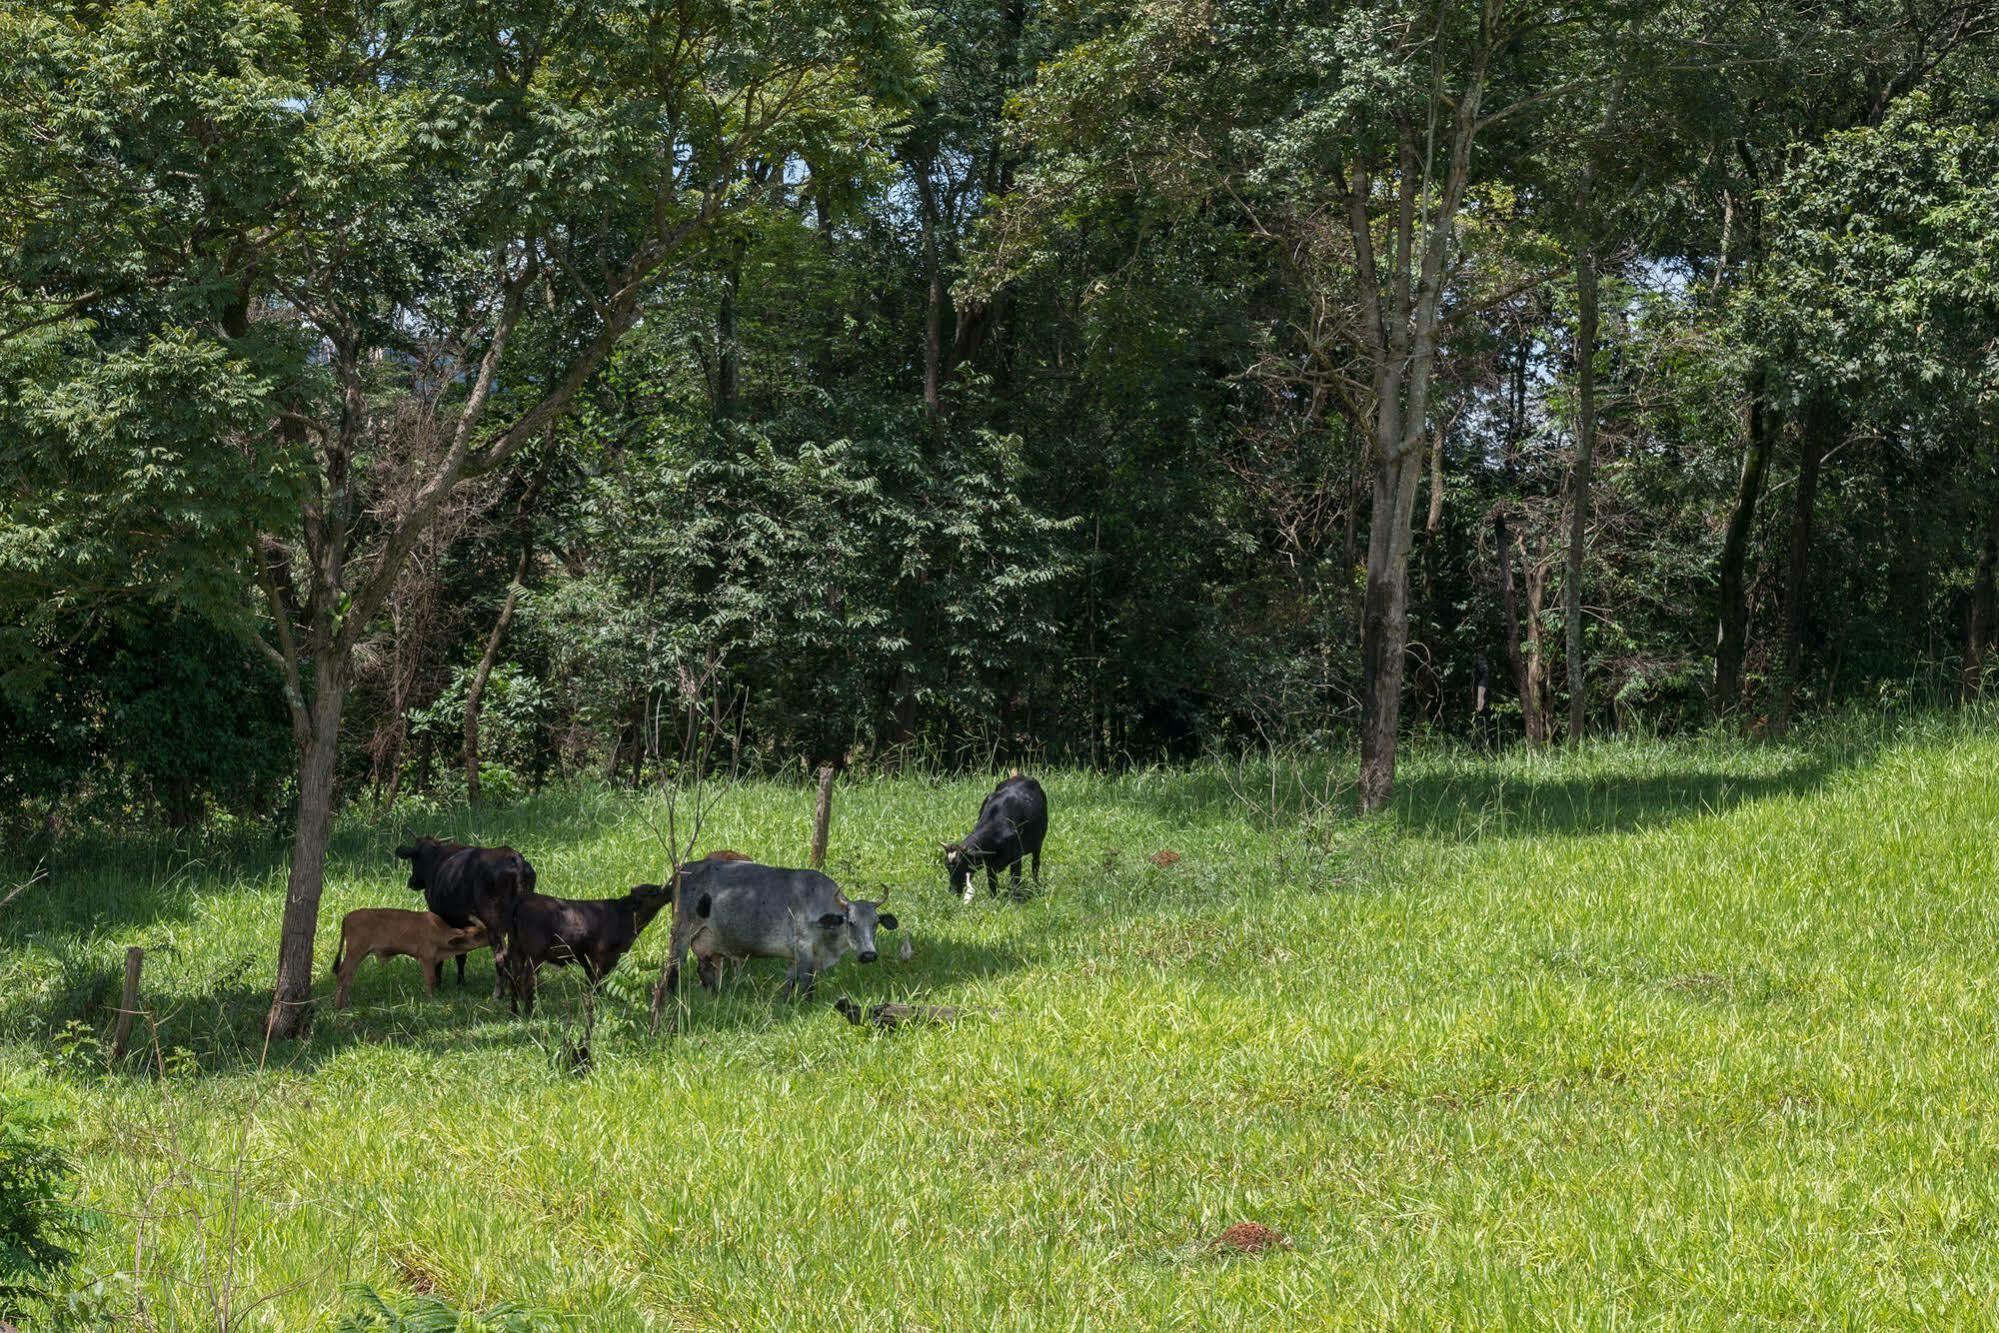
[817,911,846,929]
[878,913,899,931]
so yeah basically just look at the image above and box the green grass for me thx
[6,713,1999,1327]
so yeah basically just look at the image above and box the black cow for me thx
[506,884,673,1017]
[942,771,1048,902]
[394,836,537,995]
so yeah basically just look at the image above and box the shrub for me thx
[0,1095,86,1320]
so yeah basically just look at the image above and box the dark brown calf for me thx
[507,885,673,1017]
[332,909,490,1009]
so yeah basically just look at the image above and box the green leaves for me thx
[0,1093,87,1317]
[1752,101,1999,419]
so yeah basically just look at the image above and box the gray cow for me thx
[664,859,897,1000]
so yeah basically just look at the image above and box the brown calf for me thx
[332,909,490,1009]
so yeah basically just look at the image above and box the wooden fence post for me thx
[109,946,143,1062]
[810,765,834,870]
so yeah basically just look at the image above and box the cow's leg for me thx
[1031,848,1042,882]
[986,864,1000,897]
[334,948,361,1010]
[490,934,510,1002]
[515,960,537,1018]
[425,958,441,994]
[783,949,817,1001]
[664,918,695,994]
[1009,857,1025,900]
[456,953,466,987]
[479,892,511,1000]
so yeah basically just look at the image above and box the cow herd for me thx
[328,772,1051,1018]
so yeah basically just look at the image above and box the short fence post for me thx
[110,946,144,1062]
[810,765,835,870]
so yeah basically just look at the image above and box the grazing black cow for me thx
[942,771,1048,903]
[506,884,672,1017]
[394,836,537,994]
[663,859,896,1001]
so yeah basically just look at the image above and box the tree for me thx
[1751,103,1999,714]
[1698,0,1998,715]
[0,0,921,1036]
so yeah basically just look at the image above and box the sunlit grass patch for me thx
[6,714,1999,1325]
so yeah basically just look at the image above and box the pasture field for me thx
[6,716,1999,1328]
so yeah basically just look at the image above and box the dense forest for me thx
[2,4,1996,1017]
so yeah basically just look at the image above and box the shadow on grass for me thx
[58,925,1030,1079]
[1089,761,1354,834]
[644,934,1027,1040]
[1388,737,1885,842]
[1107,725,1896,845]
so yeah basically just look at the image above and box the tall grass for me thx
[5,712,1999,1326]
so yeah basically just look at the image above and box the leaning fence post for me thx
[109,946,144,1062]
[810,765,835,870]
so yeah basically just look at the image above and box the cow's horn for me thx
[876,885,891,907]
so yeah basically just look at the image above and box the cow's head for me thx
[628,883,673,930]
[818,889,898,964]
[941,841,976,897]
[394,835,458,891]
[445,922,491,954]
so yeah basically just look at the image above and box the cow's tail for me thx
[329,925,345,980]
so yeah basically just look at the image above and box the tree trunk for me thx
[915,157,946,429]
[1523,532,1550,739]
[1772,397,1830,735]
[266,680,344,1040]
[381,750,404,809]
[629,696,648,786]
[1564,246,1599,742]
[1496,510,1546,746]
[465,542,531,804]
[1358,445,1425,811]
[1350,79,1484,812]
[1714,364,1776,715]
[1965,501,1999,697]
[1425,425,1446,533]
[716,245,742,418]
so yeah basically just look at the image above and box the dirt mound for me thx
[1214,1222,1286,1254]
